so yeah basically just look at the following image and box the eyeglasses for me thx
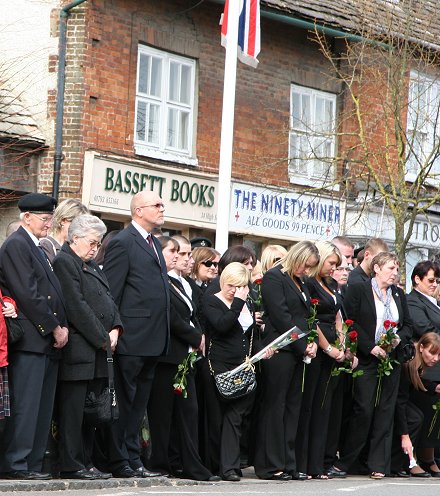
[201,260,218,268]
[335,267,350,272]
[31,213,53,224]
[426,278,440,284]
[138,203,165,210]
[82,238,102,249]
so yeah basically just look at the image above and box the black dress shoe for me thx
[208,475,222,481]
[270,472,292,481]
[410,470,431,478]
[326,466,347,478]
[60,468,99,480]
[290,471,311,480]
[2,470,51,480]
[133,466,162,478]
[88,467,112,479]
[391,470,410,478]
[222,472,240,481]
[112,466,136,478]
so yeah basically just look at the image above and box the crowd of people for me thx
[0,192,439,483]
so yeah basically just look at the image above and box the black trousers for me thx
[335,359,401,474]
[107,354,157,471]
[0,352,58,472]
[58,378,106,472]
[148,362,212,480]
[254,351,303,479]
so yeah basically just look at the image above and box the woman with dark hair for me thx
[254,240,319,480]
[95,230,122,268]
[393,332,440,477]
[329,252,412,480]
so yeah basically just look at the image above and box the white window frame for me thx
[288,84,337,188]
[134,45,197,166]
[406,71,440,186]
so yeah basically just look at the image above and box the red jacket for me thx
[0,291,16,367]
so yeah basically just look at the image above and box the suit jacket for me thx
[159,277,202,365]
[0,226,67,355]
[261,265,310,355]
[103,223,170,357]
[347,265,369,285]
[53,243,122,381]
[343,280,413,361]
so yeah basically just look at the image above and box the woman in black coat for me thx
[253,240,319,481]
[330,252,413,480]
[147,236,217,481]
[52,215,122,480]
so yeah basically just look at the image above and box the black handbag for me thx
[208,330,257,400]
[84,340,119,426]
[0,297,24,344]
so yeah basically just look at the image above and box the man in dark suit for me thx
[103,190,170,478]
[0,193,68,480]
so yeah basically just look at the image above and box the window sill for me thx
[134,144,198,167]
[288,173,339,191]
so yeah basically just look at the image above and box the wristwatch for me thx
[323,344,333,354]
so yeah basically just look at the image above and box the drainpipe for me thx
[52,0,88,200]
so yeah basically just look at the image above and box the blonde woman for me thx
[260,245,288,274]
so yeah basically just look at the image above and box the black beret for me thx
[190,236,212,248]
[18,193,57,213]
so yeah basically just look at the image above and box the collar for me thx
[131,219,151,240]
[22,226,40,246]
[415,288,438,306]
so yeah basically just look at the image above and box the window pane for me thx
[301,94,311,129]
[167,108,178,147]
[169,62,179,102]
[148,104,160,144]
[179,111,189,150]
[180,65,191,105]
[150,57,162,97]
[138,54,150,94]
[136,101,147,141]
[291,91,301,129]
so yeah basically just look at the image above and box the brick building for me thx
[1,0,440,269]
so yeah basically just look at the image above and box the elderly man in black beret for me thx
[0,193,68,480]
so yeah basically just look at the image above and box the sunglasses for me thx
[201,260,218,268]
[426,278,440,284]
[273,257,281,262]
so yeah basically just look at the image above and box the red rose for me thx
[290,332,299,340]
[383,320,391,329]
[310,298,319,305]
[174,387,183,395]
[390,322,398,328]
[345,319,354,326]
[348,330,358,341]
[254,278,263,285]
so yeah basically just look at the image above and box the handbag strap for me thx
[105,338,115,391]
[207,327,254,376]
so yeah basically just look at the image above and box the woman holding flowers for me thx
[254,241,319,481]
[296,241,354,479]
[392,332,440,477]
[329,252,412,480]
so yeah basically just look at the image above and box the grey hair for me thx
[67,214,107,242]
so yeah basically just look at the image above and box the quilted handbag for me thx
[213,365,257,400]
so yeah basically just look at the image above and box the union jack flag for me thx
[221,0,261,68]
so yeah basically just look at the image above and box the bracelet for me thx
[323,344,333,354]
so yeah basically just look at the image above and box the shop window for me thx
[406,71,440,185]
[134,45,197,166]
[288,85,336,187]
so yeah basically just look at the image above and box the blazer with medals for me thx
[343,280,413,362]
[103,222,170,357]
[0,226,67,355]
[261,265,311,356]
[52,242,123,381]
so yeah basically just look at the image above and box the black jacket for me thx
[53,243,122,381]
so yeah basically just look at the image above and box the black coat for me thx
[53,243,123,381]
[159,277,202,366]
[0,226,67,355]
[343,280,413,362]
[261,265,310,355]
[103,222,170,357]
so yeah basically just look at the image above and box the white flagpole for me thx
[215,0,240,254]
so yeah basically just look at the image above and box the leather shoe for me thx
[60,469,98,480]
[2,470,52,480]
[326,466,347,478]
[270,472,292,481]
[290,471,311,480]
[222,472,240,481]
[112,466,136,478]
[89,467,112,479]
[391,470,410,478]
[208,475,222,481]
[133,466,161,478]
[410,470,431,478]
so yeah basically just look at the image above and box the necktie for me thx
[147,234,154,248]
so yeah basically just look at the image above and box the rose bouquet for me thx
[375,320,400,406]
[331,320,363,378]
[173,350,199,399]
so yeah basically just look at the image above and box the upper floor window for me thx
[135,45,197,166]
[289,84,336,187]
[406,71,440,184]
